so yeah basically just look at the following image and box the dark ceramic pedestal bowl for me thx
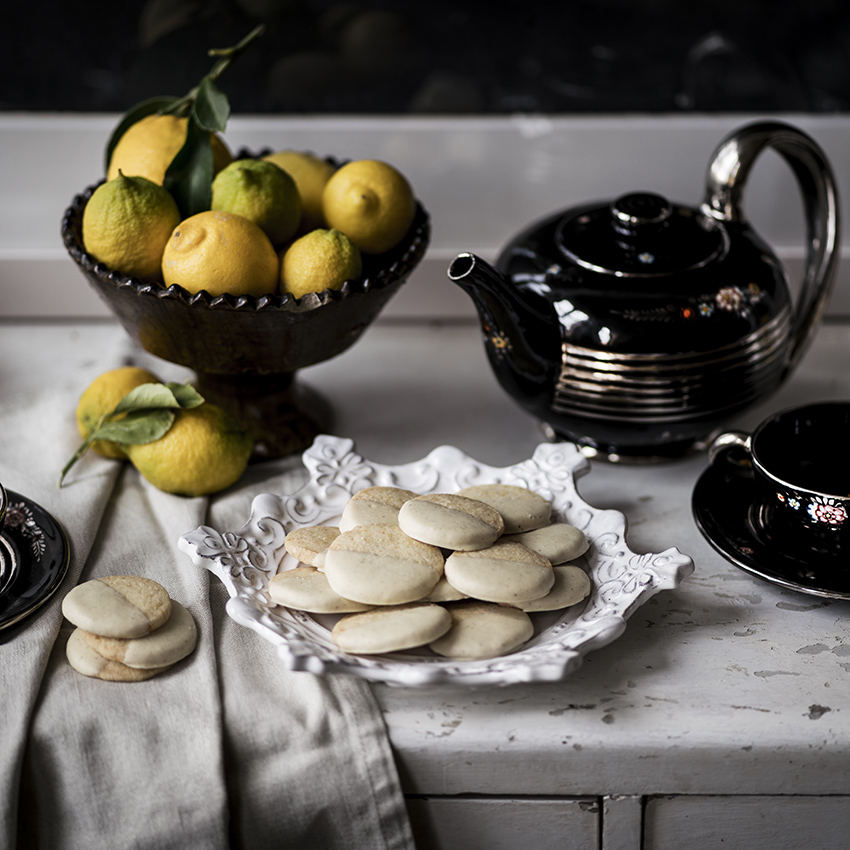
[62,183,430,459]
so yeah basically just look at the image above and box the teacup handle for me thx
[703,121,841,374]
[707,430,751,465]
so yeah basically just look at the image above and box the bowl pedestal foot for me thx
[194,371,333,461]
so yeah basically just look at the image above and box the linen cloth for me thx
[0,376,414,850]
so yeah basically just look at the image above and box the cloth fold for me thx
[0,377,414,850]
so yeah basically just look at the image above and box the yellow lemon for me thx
[321,159,416,254]
[161,210,279,297]
[126,402,252,497]
[211,158,302,246]
[262,150,335,232]
[82,172,181,281]
[280,228,362,298]
[107,114,233,184]
[76,366,161,459]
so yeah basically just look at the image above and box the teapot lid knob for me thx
[611,193,672,233]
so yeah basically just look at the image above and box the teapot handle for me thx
[702,120,840,373]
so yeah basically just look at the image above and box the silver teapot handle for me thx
[702,120,840,373]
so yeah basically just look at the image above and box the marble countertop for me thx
[3,317,849,799]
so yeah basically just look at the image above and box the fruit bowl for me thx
[61,179,430,459]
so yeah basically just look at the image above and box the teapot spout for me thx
[448,252,556,415]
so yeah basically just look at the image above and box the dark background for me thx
[4,0,848,114]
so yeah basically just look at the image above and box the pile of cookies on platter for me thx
[62,575,197,681]
[269,483,592,660]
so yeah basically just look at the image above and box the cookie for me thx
[457,484,551,534]
[77,601,197,669]
[324,524,444,605]
[444,540,554,604]
[508,565,592,612]
[66,628,172,682]
[339,487,419,533]
[422,575,468,603]
[62,575,172,639]
[505,522,589,565]
[429,600,534,660]
[332,602,452,655]
[284,525,341,569]
[269,566,373,614]
[397,493,504,551]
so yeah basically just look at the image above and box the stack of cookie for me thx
[62,575,197,682]
[270,484,591,661]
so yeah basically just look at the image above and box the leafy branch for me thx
[59,382,204,487]
[104,24,265,217]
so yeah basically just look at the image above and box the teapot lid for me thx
[555,192,728,277]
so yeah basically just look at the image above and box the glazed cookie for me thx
[66,628,172,682]
[284,525,341,569]
[505,522,589,565]
[457,484,551,534]
[324,524,444,605]
[444,540,554,604]
[77,601,198,669]
[509,565,592,612]
[397,493,504,551]
[429,600,534,660]
[62,575,172,639]
[332,602,452,655]
[269,566,373,614]
[422,575,468,603]
[339,486,419,532]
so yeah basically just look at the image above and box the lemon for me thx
[262,150,335,232]
[211,158,302,246]
[82,173,181,281]
[322,159,416,254]
[126,402,252,497]
[76,366,161,459]
[280,228,362,298]
[107,114,233,184]
[161,210,279,297]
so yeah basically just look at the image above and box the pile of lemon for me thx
[82,114,417,299]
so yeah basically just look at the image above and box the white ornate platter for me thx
[178,435,694,687]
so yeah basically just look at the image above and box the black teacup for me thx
[709,402,850,551]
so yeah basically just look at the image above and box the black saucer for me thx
[0,491,71,632]
[692,459,850,600]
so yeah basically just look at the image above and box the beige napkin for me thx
[0,380,414,850]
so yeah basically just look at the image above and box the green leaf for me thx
[165,382,205,409]
[193,77,230,133]
[104,96,178,175]
[163,117,215,217]
[112,382,182,415]
[93,409,176,445]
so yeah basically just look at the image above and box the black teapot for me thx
[449,121,840,461]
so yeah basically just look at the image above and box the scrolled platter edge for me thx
[178,435,694,687]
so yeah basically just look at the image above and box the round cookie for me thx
[332,602,452,655]
[62,575,172,639]
[284,525,341,569]
[509,565,592,612]
[457,483,551,533]
[422,575,468,603]
[269,566,373,614]
[444,541,554,604]
[339,486,418,532]
[77,601,197,669]
[324,524,444,605]
[429,600,534,659]
[66,628,173,682]
[505,522,589,565]
[397,493,504,551]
